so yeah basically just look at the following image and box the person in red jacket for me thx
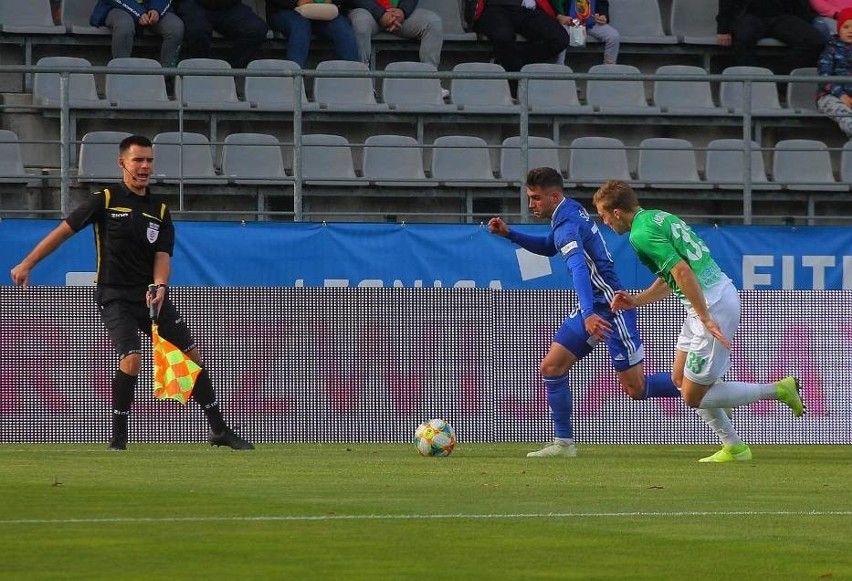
[466,0,569,97]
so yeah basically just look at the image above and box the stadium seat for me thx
[608,0,677,44]
[381,61,450,112]
[652,65,725,116]
[842,141,852,185]
[669,0,717,44]
[106,58,177,110]
[705,139,779,190]
[568,136,632,187]
[449,63,517,113]
[244,59,317,111]
[0,0,64,33]
[586,64,660,115]
[416,0,477,41]
[520,63,593,114]
[637,138,703,189]
[313,60,388,112]
[152,132,225,184]
[0,131,36,185]
[431,135,507,187]
[362,134,436,186]
[33,57,109,109]
[60,0,109,35]
[176,58,251,110]
[77,131,133,183]
[720,66,785,116]
[772,139,846,191]
[785,67,819,114]
[300,134,359,184]
[221,133,290,184]
[499,136,562,184]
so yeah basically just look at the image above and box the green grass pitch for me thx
[1,443,850,580]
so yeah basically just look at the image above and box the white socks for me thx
[696,408,742,446]
[698,381,777,409]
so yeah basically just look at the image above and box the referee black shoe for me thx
[107,436,127,451]
[208,428,254,450]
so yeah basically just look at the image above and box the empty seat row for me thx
[31,56,822,116]
[73,131,852,191]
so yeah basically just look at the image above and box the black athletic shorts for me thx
[95,285,195,359]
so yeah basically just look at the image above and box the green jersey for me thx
[628,208,730,310]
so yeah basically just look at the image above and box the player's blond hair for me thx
[593,180,640,212]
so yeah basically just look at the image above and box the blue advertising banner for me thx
[2,219,852,290]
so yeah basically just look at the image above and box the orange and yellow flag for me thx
[152,323,201,404]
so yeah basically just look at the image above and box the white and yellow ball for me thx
[414,419,456,457]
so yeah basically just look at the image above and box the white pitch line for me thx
[1,511,850,525]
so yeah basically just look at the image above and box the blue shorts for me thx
[553,304,645,372]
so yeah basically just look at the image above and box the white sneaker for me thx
[440,88,450,101]
[526,441,577,458]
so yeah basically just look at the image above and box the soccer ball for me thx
[414,419,456,457]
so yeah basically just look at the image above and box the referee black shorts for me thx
[95,285,195,360]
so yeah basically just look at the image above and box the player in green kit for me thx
[592,180,805,462]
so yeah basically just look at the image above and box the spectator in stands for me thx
[90,1,184,69]
[266,0,359,68]
[810,0,852,40]
[466,0,569,97]
[554,0,620,64]
[817,7,852,136]
[347,1,444,69]
[9,135,254,452]
[716,0,826,71]
[172,0,268,69]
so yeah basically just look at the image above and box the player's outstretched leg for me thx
[698,443,752,463]
[774,376,805,417]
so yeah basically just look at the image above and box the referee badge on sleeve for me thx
[146,222,160,243]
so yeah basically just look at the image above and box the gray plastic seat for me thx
[705,139,778,190]
[176,58,251,110]
[300,134,358,184]
[772,139,845,191]
[221,133,289,184]
[521,63,592,114]
[77,131,133,183]
[152,132,225,184]
[106,58,177,110]
[60,0,110,34]
[608,0,677,44]
[637,138,702,189]
[450,62,517,113]
[786,67,819,114]
[669,0,717,44]
[0,131,36,184]
[586,64,660,115]
[363,135,436,186]
[431,135,506,187]
[720,66,785,116]
[313,60,388,112]
[842,141,852,185]
[244,59,317,111]
[500,136,562,184]
[653,65,724,115]
[416,0,476,41]
[33,57,109,109]
[0,0,64,33]
[382,61,450,112]
[569,136,632,187]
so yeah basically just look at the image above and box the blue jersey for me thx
[508,197,623,317]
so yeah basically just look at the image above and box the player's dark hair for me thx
[593,180,640,212]
[119,135,152,154]
[526,166,563,192]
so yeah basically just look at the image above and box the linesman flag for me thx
[152,322,201,404]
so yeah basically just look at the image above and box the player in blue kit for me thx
[488,167,681,457]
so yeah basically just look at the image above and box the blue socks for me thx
[544,374,573,439]
[642,372,681,399]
